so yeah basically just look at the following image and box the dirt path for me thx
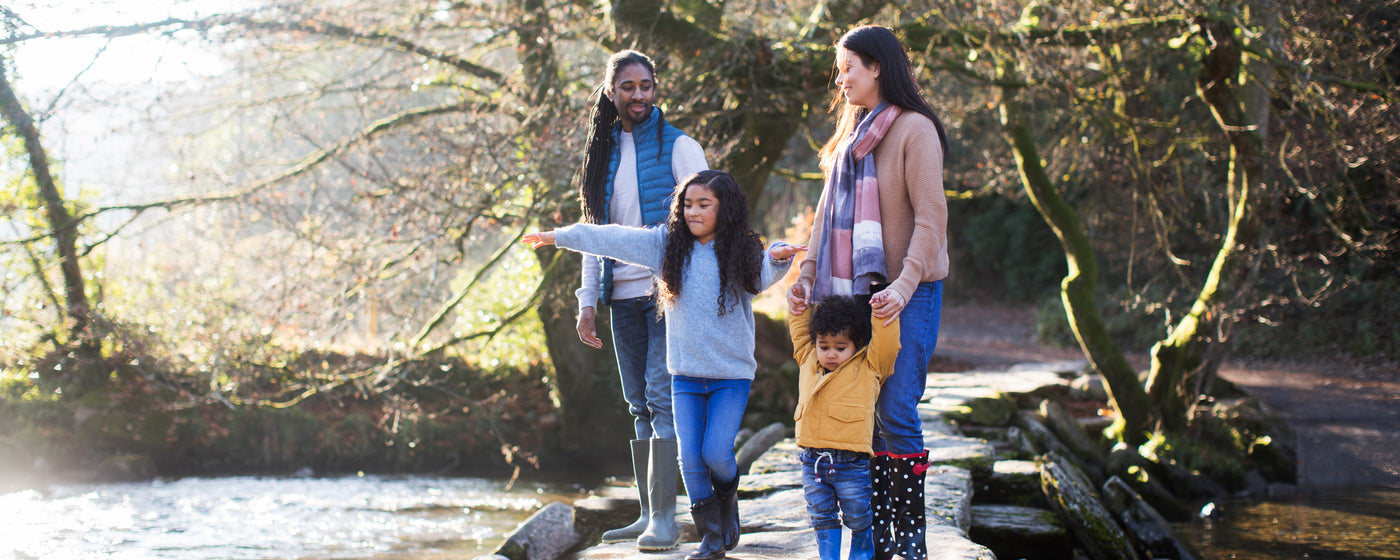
[936,301,1400,489]
[1218,358,1400,487]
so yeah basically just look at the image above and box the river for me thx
[1176,485,1400,560]
[0,475,588,560]
[4,476,1398,559]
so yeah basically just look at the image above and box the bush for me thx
[948,195,1065,303]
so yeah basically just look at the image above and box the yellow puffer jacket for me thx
[789,310,900,454]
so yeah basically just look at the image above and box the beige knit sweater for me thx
[798,110,950,302]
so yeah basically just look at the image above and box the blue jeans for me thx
[873,281,942,455]
[672,375,750,501]
[800,448,873,531]
[610,296,673,440]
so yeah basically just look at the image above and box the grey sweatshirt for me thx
[555,223,790,381]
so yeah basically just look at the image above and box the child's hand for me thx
[522,231,556,248]
[769,242,807,262]
[787,282,810,316]
[870,288,906,326]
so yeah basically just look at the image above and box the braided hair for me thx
[578,50,669,224]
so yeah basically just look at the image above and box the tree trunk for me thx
[1146,10,1273,433]
[607,0,820,206]
[996,58,1154,446]
[516,1,632,464]
[0,61,104,388]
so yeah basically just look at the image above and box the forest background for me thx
[1,0,1395,485]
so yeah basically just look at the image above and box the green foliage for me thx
[1034,290,1162,353]
[747,360,799,429]
[948,194,1066,303]
[1231,276,1400,361]
[0,347,559,477]
[1139,430,1248,490]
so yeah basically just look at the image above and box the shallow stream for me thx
[4,476,1399,559]
[1175,486,1400,559]
[0,475,586,560]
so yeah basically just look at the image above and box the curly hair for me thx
[810,295,873,350]
[658,170,764,316]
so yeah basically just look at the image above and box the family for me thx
[522,24,950,560]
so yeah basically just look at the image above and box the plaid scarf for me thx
[813,103,900,299]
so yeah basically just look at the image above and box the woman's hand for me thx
[870,288,906,326]
[522,231,556,248]
[787,282,811,316]
[576,306,603,349]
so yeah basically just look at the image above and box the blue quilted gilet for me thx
[598,108,686,302]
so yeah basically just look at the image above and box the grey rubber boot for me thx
[637,438,681,550]
[600,439,651,543]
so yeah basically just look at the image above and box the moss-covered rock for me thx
[1100,476,1198,559]
[1016,410,1104,483]
[970,503,1072,560]
[1039,400,1108,465]
[1039,453,1140,560]
[943,387,1019,427]
[95,453,156,482]
[1210,398,1298,483]
[975,460,1046,506]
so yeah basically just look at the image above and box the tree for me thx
[3,0,1393,471]
[0,58,104,392]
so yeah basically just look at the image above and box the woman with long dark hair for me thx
[575,50,708,552]
[787,25,951,560]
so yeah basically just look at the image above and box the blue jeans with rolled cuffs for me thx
[873,281,943,455]
[609,295,673,440]
[672,375,750,502]
[801,447,874,531]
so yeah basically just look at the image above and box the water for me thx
[0,475,586,560]
[8,476,1398,560]
[1176,486,1400,559]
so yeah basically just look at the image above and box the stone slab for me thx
[926,368,1072,397]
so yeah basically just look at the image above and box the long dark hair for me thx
[819,25,949,171]
[658,170,764,316]
[578,50,668,224]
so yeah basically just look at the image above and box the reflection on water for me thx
[1176,486,1400,560]
[0,475,585,560]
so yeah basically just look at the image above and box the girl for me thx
[575,48,708,552]
[525,170,805,560]
[787,25,952,560]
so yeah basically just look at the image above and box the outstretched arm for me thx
[760,241,807,293]
[556,223,666,272]
[522,231,556,248]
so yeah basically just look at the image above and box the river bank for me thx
[487,301,1399,560]
[936,301,1400,489]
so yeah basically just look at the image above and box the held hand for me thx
[769,243,808,262]
[576,306,603,349]
[870,288,906,326]
[522,231,556,248]
[787,282,810,316]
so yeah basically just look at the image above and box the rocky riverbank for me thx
[480,358,1262,560]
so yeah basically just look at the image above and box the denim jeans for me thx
[800,448,873,531]
[609,296,673,440]
[672,375,750,501]
[873,281,942,455]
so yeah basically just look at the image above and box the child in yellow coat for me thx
[788,294,899,560]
